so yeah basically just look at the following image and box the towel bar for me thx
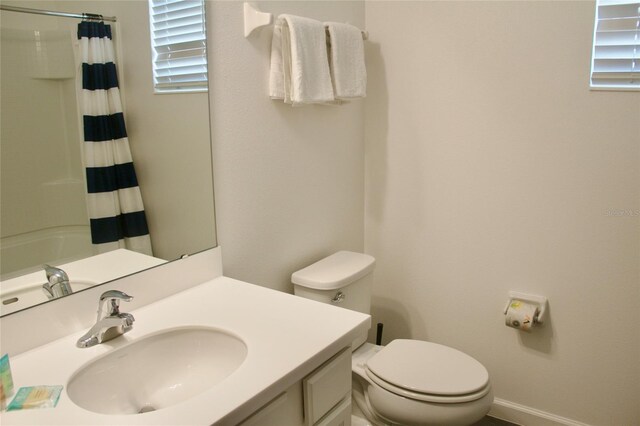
[243,2,368,40]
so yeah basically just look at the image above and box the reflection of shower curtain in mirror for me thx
[77,21,152,256]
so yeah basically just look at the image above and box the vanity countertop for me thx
[1,276,370,425]
[0,249,167,316]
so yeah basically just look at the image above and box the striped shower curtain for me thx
[77,21,152,256]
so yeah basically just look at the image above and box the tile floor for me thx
[353,413,518,426]
[352,396,519,426]
[472,416,519,426]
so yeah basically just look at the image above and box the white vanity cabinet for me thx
[240,347,353,426]
[0,257,370,426]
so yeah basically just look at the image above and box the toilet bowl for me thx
[292,251,493,426]
[352,341,493,426]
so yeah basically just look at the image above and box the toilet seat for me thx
[364,339,491,404]
[365,369,491,404]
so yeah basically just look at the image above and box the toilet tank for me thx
[292,251,375,349]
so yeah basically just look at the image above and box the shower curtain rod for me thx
[0,5,116,22]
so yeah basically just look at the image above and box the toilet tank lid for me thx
[291,251,376,290]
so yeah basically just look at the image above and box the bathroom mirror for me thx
[0,0,216,316]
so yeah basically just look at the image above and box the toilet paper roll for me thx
[505,300,538,331]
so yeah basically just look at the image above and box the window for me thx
[590,0,640,90]
[148,0,208,93]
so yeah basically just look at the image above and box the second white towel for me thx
[325,22,367,99]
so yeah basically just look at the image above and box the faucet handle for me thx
[100,290,133,303]
[43,264,69,284]
[97,290,133,320]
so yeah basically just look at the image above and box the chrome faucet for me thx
[77,290,135,348]
[42,264,72,300]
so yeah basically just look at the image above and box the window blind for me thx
[149,0,208,93]
[591,0,640,90]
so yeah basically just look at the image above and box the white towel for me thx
[269,14,334,105]
[325,22,367,99]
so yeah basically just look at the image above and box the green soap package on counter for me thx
[7,386,63,411]
[0,353,14,408]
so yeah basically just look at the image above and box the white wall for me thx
[208,1,366,293]
[365,1,640,425]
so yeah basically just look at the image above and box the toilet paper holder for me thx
[503,291,548,324]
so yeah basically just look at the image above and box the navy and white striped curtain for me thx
[77,21,152,256]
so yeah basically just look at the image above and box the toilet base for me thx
[352,373,388,426]
[351,398,376,426]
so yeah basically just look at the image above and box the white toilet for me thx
[292,251,493,426]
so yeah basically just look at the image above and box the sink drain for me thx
[138,404,156,414]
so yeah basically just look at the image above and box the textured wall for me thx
[364,1,640,425]
[208,1,366,293]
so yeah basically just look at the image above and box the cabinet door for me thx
[303,347,352,425]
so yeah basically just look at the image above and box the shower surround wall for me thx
[364,1,640,425]
[0,14,90,277]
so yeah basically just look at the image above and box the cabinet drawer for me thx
[239,392,287,426]
[304,347,351,425]
[317,397,351,426]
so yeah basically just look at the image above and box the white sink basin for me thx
[67,326,247,415]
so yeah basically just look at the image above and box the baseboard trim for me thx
[489,398,592,426]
